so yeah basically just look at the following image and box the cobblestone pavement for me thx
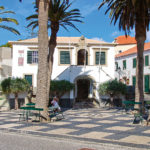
[0,108,150,149]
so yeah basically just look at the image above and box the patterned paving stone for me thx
[143,130,150,134]
[50,121,71,126]
[0,108,150,149]
[106,126,135,131]
[76,124,100,128]
[71,118,91,122]
[21,125,45,131]
[97,120,119,124]
[120,135,150,145]
[79,131,114,139]
[46,128,78,134]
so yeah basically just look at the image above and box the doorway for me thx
[77,79,90,101]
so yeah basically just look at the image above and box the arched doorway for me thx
[77,49,88,65]
[77,79,90,101]
[74,75,96,102]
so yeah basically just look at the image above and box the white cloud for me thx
[92,37,104,42]
[80,4,99,16]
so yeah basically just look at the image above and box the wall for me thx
[0,47,12,81]
[12,41,115,101]
[115,44,136,55]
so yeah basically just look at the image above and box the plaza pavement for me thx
[0,108,150,149]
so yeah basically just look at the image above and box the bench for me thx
[122,100,142,112]
[48,108,64,121]
[123,100,150,124]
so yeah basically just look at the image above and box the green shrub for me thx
[50,80,74,98]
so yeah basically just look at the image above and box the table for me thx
[20,106,43,122]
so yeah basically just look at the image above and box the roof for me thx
[115,35,136,45]
[115,42,150,58]
[9,37,114,45]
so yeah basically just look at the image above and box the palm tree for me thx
[1,77,30,109]
[0,6,20,35]
[27,0,82,120]
[99,0,150,113]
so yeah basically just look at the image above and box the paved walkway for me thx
[0,108,150,149]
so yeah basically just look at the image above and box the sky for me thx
[0,0,150,45]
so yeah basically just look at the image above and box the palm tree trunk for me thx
[35,0,49,120]
[46,23,59,112]
[135,14,146,114]
[14,93,18,110]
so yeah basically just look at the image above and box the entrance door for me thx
[77,79,90,100]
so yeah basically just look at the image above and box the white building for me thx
[0,47,12,82]
[10,36,115,106]
[115,42,150,99]
[114,35,136,55]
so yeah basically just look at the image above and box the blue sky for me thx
[0,0,150,45]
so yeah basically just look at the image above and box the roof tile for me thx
[115,42,150,58]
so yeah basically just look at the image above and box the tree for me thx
[1,77,30,109]
[99,0,150,113]
[0,6,20,35]
[0,42,12,48]
[50,80,74,99]
[27,0,82,120]
[98,80,127,106]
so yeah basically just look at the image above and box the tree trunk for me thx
[135,13,146,114]
[35,0,49,120]
[14,93,18,110]
[46,23,59,113]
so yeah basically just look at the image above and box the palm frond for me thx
[0,25,20,35]
[0,18,19,25]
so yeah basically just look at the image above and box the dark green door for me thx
[25,75,33,86]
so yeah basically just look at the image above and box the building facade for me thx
[115,42,150,99]
[114,35,136,55]
[10,36,115,104]
[0,47,12,82]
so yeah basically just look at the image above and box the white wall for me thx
[12,41,115,99]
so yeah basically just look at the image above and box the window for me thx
[60,51,70,64]
[123,60,126,70]
[27,51,38,64]
[132,76,136,87]
[95,52,106,65]
[115,62,119,71]
[25,75,33,86]
[145,55,149,66]
[133,58,136,68]
[144,75,150,93]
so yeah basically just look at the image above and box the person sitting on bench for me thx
[49,96,61,112]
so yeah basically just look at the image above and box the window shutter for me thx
[95,52,105,65]
[145,55,149,66]
[132,76,136,86]
[133,58,136,68]
[27,51,32,64]
[60,51,70,64]
[123,60,126,70]
[145,75,150,93]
